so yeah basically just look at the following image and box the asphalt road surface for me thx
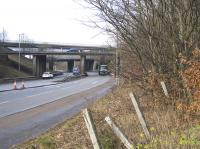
[0,73,115,149]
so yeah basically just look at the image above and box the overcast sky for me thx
[0,0,113,46]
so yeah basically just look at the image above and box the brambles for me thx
[181,49,200,101]
[177,102,200,113]
[192,48,200,58]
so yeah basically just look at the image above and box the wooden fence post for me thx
[129,92,151,139]
[105,116,133,149]
[160,81,169,97]
[82,108,101,149]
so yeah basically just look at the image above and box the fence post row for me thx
[129,92,151,139]
[82,108,101,149]
[105,116,133,149]
[160,81,169,97]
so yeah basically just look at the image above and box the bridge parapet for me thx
[0,50,115,56]
[0,40,115,51]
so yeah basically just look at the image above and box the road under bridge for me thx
[0,42,115,77]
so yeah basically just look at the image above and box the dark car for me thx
[73,67,80,76]
[99,65,109,75]
[52,71,64,76]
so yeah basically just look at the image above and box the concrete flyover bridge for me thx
[0,41,115,77]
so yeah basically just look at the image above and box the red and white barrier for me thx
[13,80,17,90]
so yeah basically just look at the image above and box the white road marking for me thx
[27,93,44,98]
[44,84,67,88]
[44,86,54,88]
[27,91,52,98]
[55,85,61,88]
[0,101,9,105]
[60,86,71,90]
[92,81,99,85]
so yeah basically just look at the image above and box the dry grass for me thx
[12,82,200,149]
[8,55,33,70]
[0,55,32,78]
[0,64,29,78]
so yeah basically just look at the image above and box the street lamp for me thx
[18,33,24,72]
[115,34,120,86]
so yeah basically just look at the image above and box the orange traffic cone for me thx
[13,80,17,90]
[21,80,25,89]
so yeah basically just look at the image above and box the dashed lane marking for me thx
[91,81,99,85]
[0,101,9,105]
[26,91,52,98]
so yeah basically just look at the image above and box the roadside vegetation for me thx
[0,48,32,78]
[8,55,33,72]
[0,30,33,79]
[11,0,200,148]
[0,60,30,79]
[13,82,200,149]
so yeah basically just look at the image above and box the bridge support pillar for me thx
[65,61,69,72]
[93,60,98,71]
[33,55,46,77]
[80,55,86,75]
[49,61,54,71]
[46,62,50,71]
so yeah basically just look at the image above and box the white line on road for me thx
[60,86,71,90]
[55,85,61,88]
[44,86,54,88]
[26,93,44,98]
[26,91,52,98]
[0,101,9,105]
[92,81,99,85]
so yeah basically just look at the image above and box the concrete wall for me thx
[53,62,68,71]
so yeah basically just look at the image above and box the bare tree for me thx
[83,0,200,77]
[0,28,8,46]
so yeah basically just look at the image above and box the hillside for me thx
[0,47,33,78]
[8,55,33,71]
[0,63,29,78]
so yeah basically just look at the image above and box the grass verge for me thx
[12,83,200,149]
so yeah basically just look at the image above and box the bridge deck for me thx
[0,51,114,56]
[0,41,114,50]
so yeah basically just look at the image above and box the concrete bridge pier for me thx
[80,55,86,75]
[93,60,98,71]
[46,62,50,71]
[33,55,47,77]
